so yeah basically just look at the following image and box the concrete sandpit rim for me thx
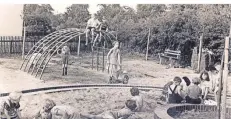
[154,104,231,119]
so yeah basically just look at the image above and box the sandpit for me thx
[19,88,161,119]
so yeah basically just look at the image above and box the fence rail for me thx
[0,36,86,55]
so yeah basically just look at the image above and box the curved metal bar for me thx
[29,31,78,74]
[35,32,84,77]
[20,30,65,70]
[21,28,83,70]
[22,29,78,71]
[38,33,85,79]
[24,32,68,72]
[102,31,117,40]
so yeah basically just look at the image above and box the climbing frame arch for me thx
[20,28,117,80]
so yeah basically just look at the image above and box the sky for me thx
[51,4,137,14]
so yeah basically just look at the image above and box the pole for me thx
[146,28,151,61]
[102,41,105,72]
[116,28,118,41]
[218,53,224,119]
[78,35,81,57]
[96,46,99,71]
[22,24,26,59]
[221,37,229,119]
[197,33,203,72]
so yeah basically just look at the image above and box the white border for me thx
[0,0,230,4]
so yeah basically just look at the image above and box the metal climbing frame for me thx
[20,28,118,80]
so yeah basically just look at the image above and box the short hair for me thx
[125,99,137,111]
[130,87,139,96]
[206,65,217,72]
[192,77,201,84]
[113,41,119,46]
[173,76,182,83]
[43,99,56,112]
[182,76,191,86]
[200,71,210,81]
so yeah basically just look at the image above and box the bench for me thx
[158,49,181,67]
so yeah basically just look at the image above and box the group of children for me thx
[85,14,109,47]
[165,63,221,104]
[0,87,144,119]
[33,87,143,119]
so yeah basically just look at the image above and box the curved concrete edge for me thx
[154,104,218,119]
[154,104,175,119]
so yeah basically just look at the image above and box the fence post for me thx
[102,41,105,72]
[22,26,26,59]
[3,36,5,53]
[197,34,203,72]
[10,38,12,54]
[218,53,224,119]
[221,37,229,119]
[146,28,151,61]
[78,35,81,57]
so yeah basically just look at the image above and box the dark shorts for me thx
[87,27,96,31]
[168,94,183,103]
[101,27,107,31]
[185,96,201,104]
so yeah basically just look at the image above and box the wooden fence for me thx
[0,36,86,55]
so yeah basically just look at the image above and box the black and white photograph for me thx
[0,2,231,119]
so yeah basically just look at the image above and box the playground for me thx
[2,4,231,119]
[1,52,231,118]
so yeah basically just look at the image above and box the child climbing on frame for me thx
[92,16,109,47]
[85,14,101,46]
[61,44,70,76]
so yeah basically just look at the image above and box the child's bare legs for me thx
[85,29,91,45]
[92,33,99,48]
[91,29,95,44]
[111,64,119,80]
[80,113,111,119]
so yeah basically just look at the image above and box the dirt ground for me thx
[0,54,231,118]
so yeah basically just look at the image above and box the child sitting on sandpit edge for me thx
[167,76,184,103]
[185,77,202,104]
